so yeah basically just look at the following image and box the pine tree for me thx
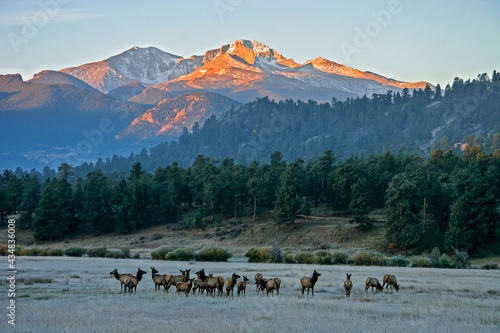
[274,166,302,225]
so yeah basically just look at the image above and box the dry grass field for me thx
[3,257,499,332]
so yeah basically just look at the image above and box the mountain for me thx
[60,47,200,93]
[153,40,430,103]
[59,40,431,102]
[117,92,240,140]
[106,82,146,100]
[27,70,100,93]
[0,74,149,168]
[127,86,176,105]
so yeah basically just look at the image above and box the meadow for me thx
[3,257,499,333]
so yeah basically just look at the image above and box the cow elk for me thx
[151,267,169,292]
[110,269,131,293]
[176,278,195,296]
[365,277,383,293]
[300,270,321,296]
[382,274,400,292]
[127,268,147,293]
[224,273,241,297]
[344,273,353,297]
[237,276,250,296]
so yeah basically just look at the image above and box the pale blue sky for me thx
[0,0,499,87]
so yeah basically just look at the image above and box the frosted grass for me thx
[4,257,500,332]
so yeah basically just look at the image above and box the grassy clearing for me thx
[9,257,500,332]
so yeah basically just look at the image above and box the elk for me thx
[165,268,190,292]
[237,276,250,295]
[224,273,241,297]
[195,269,223,295]
[176,278,195,296]
[126,268,147,293]
[256,278,268,293]
[344,273,353,297]
[151,267,169,292]
[192,279,209,295]
[266,278,281,296]
[254,273,263,293]
[382,274,400,292]
[365,277,383,293]
[109,269,131,293]
[300,270,321,296]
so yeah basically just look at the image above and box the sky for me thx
[0,0,499,87]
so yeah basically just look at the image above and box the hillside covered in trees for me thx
[74,71,500,174]
[1,147,499,254]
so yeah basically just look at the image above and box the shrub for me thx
[37,248,49,256]
[87,247,108,258]
[245,247,260,263]
[165,247,194,261]
[353,250,371,265]
[412,256,431,267]
[451,248,470,269]
[151,246,176,260]
[46,248,63,256]
[389,255,410,267]
[333,252,348,264]
[20,247,41,256]
[430,247,441,267]
[106,249,127,259]
[314,250,334,265]
[284,253,295,263]
[294,252,315,264]
[270,246,283,263]
[437,254,454,268]
[481,263,498,270]
[370,254,385,266]
[120,246,131,259]
[64,246,87,257]
[0,244,7,255]
[195,246,231,262]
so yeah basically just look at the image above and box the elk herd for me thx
[110,267,400,298]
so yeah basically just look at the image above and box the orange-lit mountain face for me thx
[59,39,431,102]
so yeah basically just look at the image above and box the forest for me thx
[1,145,499,254]
[73,71,500,174]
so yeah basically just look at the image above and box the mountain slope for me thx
[106,82,146,100]
[60,47,198,93]
[0,74,148,167]
[117,92,241,140]
[27,70,100,93]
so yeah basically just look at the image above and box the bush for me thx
[195,246,231,262]
[19,247,41,256]
[333,252,348,264]
[87,247,108,258]
[370,254,385,266]
[120,246,131,259]
[353,250,372,265]
[314,250,334,265]
[284,253,295,263]
[37,248,49,256]
[481,263,498,270]
[388,255,410,267]
[106,249,127,259]
[437,254,454,268]
[165,247,194,261]
[430,247,441,267]
[245,247,260,263]
[412,256,431,267]
[294,252,315,264]
[270,246,283,263]
[0,244,7,255]
[46,248,63,256]
[151,246,176,260]
[451,248,470,269]
[64,246,87,257]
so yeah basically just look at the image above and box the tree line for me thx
[1,147,498,253]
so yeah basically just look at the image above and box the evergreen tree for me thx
[385,173,424,248]
[274,166,302,225]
